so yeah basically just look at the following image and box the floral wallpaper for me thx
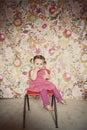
[0,0,87,99]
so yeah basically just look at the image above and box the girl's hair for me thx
[30,55,46,64]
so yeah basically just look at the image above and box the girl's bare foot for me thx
[45,105,54,111]
[60,100,67,105]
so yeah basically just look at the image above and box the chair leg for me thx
[52,95,58,128]
[26,94,30,110]
[51,95,54,107]
[23,94,27,128]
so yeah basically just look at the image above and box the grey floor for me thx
[0,97,87,130]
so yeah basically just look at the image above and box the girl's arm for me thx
[29,68,38,80]
[43,70,50,80]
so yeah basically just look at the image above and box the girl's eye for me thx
[36,63,39,65]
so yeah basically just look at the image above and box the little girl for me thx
[28,55,66,111]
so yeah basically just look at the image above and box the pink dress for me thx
[28,68,63,106]
[29,69,56,92]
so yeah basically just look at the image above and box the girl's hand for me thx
[43,70,50,80]
[34,67,40,72]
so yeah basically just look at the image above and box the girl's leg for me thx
[53,87,66,104]
[53,87,63,101]
[40,89,50,107]
[40,89,54,111]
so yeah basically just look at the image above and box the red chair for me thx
[23,89,58,128]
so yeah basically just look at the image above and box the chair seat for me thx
[26,89,54,96]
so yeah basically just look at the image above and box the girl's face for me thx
[34,59,44,69]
